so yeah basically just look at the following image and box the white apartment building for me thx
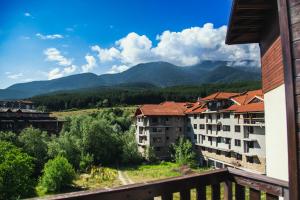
[135,90,266,174]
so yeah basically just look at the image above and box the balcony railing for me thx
[38,168,289,200]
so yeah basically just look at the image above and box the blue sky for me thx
[0,0,259,89]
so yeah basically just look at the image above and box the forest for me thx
[30,81,261,111]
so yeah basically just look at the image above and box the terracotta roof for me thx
[184,102,207,114]
[231,90,263,105]
[226,102,264,113]
[201,92,240,101]
[136,101,190,116]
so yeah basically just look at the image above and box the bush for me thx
[38,156,75,193]
[18,127,50,175]
[120,128,142,165]
[0,141,35,200]
[172,136,196,167]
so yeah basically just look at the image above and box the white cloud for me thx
[44,48,72,66]
[7,73,23,79]
[91,23,260,68]
[36,33,63,40]
[81,55,97,72]
[48,68,63,80]
[24,12,31,17]
[63,65,77,74]
[107,65,129,74]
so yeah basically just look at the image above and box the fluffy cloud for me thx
[63,65,77,74]
[48,68,63,79]
[107,65,129,74]
[81,55,97,72]
[36,33,63,40]
[92,23,260,68]
[47,65,77,80]
[44,48,72,66]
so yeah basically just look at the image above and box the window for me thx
[225,138,231,144]
[208,125,212,130]
[217,114,220,119]
[208,114,212,120]
[166,136,169,140]
[223,125,230,132]
[235,125,241,132]
[194,124,197,129]
[200,124,205,129]
[199,114,205,119]
[248,141,254,148]
[235,139,241,146]
[223,113,230,118]
[225,152,231,158]
[194,134,197,140]
[165,117,169,121]
[152,127,162,132]
[151,117,158,123]
[194,114,197,119]
[166,127,169,131]
[208,136,212,142]
[236,153,242,160]
[217,125,221,131]
[248,126,254,133]
[216,150,221,155]
[217,137,221,143]
[202,135,205,141]
[247,156,254,163]
[234,114,240,118]
[138,118,141,122]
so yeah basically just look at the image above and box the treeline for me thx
[30,81,261,111]
[0,108,142,199]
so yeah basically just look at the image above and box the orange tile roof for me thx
[184,102,207,114]
[136,101,190,116]
[226,102,264,113]
[231,89,263,105]
[201,92,240,101]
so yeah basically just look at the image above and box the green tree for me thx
[38,156,75,193]
[0,131,18,145]
[0,141,35,200]
[172,136,196,167]
[120,128,142,165]
[18,127,50,175]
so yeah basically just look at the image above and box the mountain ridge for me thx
[0,60,261,100]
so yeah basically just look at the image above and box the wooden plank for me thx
[249,188,261,200]
[293,40,300,59]
[290,3,300,25]
[278,0,300,199]
[211,184,220,200]
[161,193,173,200]
[196,185,206,200]
[224,181,233,200]
[292,22,300,42]
[180,189,190,200]
[266,193,278,200]
[235,184,245,200]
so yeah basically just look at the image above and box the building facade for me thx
[0,100,64,134]
[135,90,266,174]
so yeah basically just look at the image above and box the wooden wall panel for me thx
[261,37,285,93]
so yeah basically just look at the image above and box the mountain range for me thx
[0,61,261,100]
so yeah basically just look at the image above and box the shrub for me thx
[38,156,75,193]
[172,136,196,167]
[120,129,142,165]
[0,141,35,200]
[18,127,50,175]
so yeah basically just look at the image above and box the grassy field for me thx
[51,106,137,119]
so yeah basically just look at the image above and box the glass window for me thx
[235,139,241,146]
[235,125,241,132]
[193,124,197,129]
[200,124,205,129]
[223,113,230,118]
[223,125,230,132]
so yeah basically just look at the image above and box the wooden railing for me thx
[36,168,289,200]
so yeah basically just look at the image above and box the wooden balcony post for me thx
[249,188,261,200]
[161,193,173,200]
[224,181,232,200]
[180,189,190,200]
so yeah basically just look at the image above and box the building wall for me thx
[264,84,289,181]
[261,37,284,93]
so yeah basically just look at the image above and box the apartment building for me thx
[135,90,266,174]
[135,101,191,159]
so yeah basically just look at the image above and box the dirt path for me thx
[118,170,134,185]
